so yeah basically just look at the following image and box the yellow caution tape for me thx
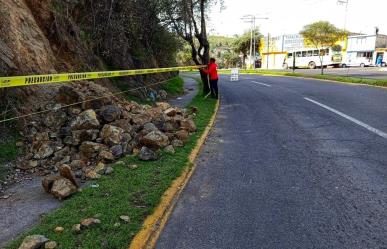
[0,66,204,89]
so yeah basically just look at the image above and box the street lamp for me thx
[241,15,269,69]
[337,0,349,30]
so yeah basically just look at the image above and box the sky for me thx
[208,0,387,37]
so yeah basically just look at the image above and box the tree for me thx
[300,21,346,74]
[233,28,261,68]
[159,0,222,95]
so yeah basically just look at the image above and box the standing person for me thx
[376,55,383,67]
[201,58,219,99]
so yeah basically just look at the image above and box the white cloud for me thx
[208,0,387,37]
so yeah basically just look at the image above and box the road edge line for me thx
[129,98,220,249]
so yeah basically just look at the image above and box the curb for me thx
[129,98,220,249]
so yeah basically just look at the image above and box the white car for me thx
[341,57,371,68]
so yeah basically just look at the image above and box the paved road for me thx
[285,67,387,79]
[156,75,387,249]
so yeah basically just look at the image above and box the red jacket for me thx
[202,62,218,80]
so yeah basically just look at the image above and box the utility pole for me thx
[241,15,268,69]
[337,0,349,30]
[266,33,270,69]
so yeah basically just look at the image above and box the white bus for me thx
[283,48,342,69]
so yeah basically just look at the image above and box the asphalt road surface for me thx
[286,67,387,79]
[156,75,387,249]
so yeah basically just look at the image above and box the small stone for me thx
[113,222,121,227]
[172,139,184,148]
[104,166,114,175]
[71,110,100,130]
[72,224,81,233]
[45,241,58,249]
[116,161,125,166]
[85,169,101,180]
[120,215,130,223]
[95,162,105,174]
[110,144,123,158]
[33,141,55,160]
[79,142,106,159]
[16,141,24,147]
[156,102,171,110]
[100,125,124,145]
[80,218,101,228]
[164,145,175,154]
[1,195,10,199]
[99,150,114,162]
[100,105,122,123]
[180,119,197,132]
[138,147,157,161]
[54,226,64,234]
[18,235,49,249]
[129,164,138,170]
[175,129,189,142]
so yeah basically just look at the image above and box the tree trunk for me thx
[319,56,324,75]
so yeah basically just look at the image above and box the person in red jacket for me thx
[201,58,219,99]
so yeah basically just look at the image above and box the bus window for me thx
[313,50,319,56]
[288,53,293,58]
[296,52,301,57]
[325,49,329,55]
[307,51,313,56]
[302,51,307,57]
[320,49,325,56]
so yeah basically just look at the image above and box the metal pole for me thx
[253,17,256,69]
[249,22,253,69]
[293,52,296,73]
[266,33,270,69]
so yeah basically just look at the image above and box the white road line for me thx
[251,81,271,87]
[304,97,387,139]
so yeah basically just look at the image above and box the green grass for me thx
[162,76,184,96]
[218,69,387,87]
[5,78,217,249]
[0,132,20,181]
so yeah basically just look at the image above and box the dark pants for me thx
[210,79,219,99]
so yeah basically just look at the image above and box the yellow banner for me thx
[0,66,203,89]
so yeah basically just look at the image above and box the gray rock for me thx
[104,166,114,175]
[141,130,169,149]
[172,139,184,148]
[50,178,77,200]
[110,145,123,158]
[138,147,158,161]
[164,145,175,154]
[100,105,122,123]
[71,110,100,130]
[18,235,49,249]
[100,125,124,145]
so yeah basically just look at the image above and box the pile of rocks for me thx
[14,84,197,198]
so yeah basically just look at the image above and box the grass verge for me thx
[0,131,20,182]
[161,76,184,96]
[218,69,387,87]
[5,78,217,249]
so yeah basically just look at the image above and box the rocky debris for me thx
[80,218,101,228]
[104,166,114,175]
[138,147,158,161]
[18,235,49,249]
[158,90,168,100]
[54,227,64,234]
[44,241,57,249]
[14,88,197,198]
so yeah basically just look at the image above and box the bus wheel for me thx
[308,61,316,69]
[341,64,347,68]
[360,63,365,68]
[382,62,386,67]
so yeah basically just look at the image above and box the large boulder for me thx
[100,105,122,123]
[175,129,189,142]
[140,130,169,149]
[71,110,100,130]
[42,175,62,193]
[59,164,78,188]
[50,178,77,200]
[138,147,158,161]
[100,125,124,145]
[18,235,49,249]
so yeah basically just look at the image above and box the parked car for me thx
[341,57,371,68]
